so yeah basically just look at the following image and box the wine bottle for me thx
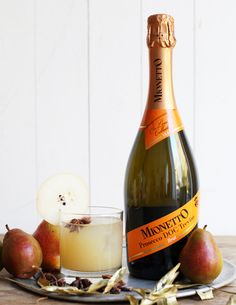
[124,14,199,280]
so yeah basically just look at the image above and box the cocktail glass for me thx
[60,206,123,277]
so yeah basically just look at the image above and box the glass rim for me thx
[59,205,123,217]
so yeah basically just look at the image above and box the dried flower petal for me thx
[196,289,214,300]
[140,295,179,305]
[41,285,86,295]
[155,263,180,293]
[130,265,181,305]
[142,287,178,305]
[126,294,140,305]
[166,296,179,305]
[151,286,178,299]
[226,295,236,305]
[103,267,127,294]
[87,279,109,293]
[132,288,147,298]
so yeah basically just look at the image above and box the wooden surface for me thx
[0,236,235,305]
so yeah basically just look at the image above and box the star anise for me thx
[65,217,91,232]
[70,277,92,289]
[36,271,67,287]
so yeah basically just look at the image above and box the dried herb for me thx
[65,217,91,232]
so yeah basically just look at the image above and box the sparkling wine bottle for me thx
[124,14,199,280]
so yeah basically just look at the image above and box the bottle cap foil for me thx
[147,14,176,48]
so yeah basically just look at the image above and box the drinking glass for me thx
[60,206,123,277]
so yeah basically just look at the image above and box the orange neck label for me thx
[127,192,199,262]
[140,108,183,149]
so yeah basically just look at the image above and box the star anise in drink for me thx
[65,217,91,232]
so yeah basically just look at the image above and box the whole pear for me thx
[2,225,43,278]
[33,220,60,271]
[0,241,3,271]
[179,225,223,284]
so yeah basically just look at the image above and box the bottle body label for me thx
[127,192,199,262]
[140,108,183,149]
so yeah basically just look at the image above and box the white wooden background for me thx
[0,0,235,235]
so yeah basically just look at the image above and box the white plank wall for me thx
[0,1,37,229]
[89,0,141,207]
[36,0,89,184]
[0,0,235,235]
[195,1,236,234]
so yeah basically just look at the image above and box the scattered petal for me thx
[41,285,86,295]
[196,289,214,300]
[140,294,179,305]
[132,288,148,298]
[155,263,180,293]
[87,279,109,293]
[126,294,140,305]
[166,295,179,305]
[126,265,182,305]
[103,267,127,294]
[226,295,236,305]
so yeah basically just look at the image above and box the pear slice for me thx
[36,173,89,225]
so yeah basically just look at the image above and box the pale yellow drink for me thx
[60,216,123,274]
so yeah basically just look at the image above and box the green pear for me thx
[2,225,43,278]
[33,220,60,271]
[179,225,223,284]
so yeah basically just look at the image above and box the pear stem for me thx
[203,225,207,230]
[5,224,10,231]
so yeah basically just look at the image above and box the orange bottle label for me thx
[127,192,199,262]
[140,108,184,149]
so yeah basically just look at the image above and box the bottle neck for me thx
[146,46,176,110]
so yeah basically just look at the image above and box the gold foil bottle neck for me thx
[147,14,176,48]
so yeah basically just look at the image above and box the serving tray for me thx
[9,259,236,303]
